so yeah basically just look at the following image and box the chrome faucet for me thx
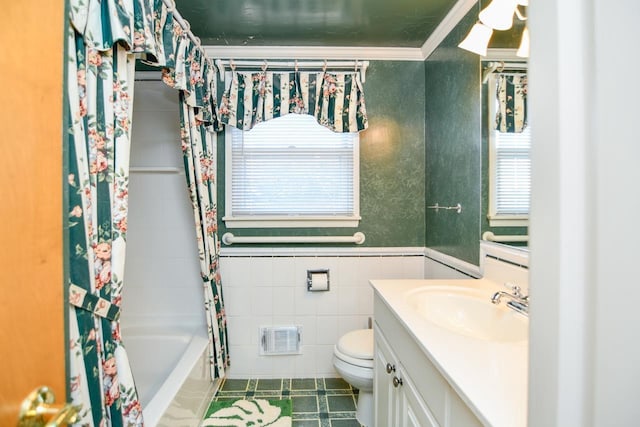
[491,283,529,315]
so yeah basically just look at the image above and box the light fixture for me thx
[458,22,493,56]
[479,0,519,30]
[459,0,529,58]
[516,27,530,57]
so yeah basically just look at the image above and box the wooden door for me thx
[0,1,66,425]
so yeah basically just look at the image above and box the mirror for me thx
[480,59,529,249]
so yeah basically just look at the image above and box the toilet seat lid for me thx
[337,328,374,360]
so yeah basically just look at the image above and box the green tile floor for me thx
[211,378,364,427]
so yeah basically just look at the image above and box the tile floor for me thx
[211,378,364,427]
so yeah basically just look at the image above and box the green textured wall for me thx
[216,61,426,247]
[424,8,482,265]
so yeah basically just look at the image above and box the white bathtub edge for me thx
[142,332,209,427]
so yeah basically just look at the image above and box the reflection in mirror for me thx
[481,59,529,248]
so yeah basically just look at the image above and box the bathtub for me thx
[122,326,214,426]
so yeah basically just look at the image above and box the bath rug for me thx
[202,398,292,427]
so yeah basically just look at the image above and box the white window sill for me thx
[223,216,361,228]
[488,215,529,227]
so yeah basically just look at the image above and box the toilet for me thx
[333,328,374,427]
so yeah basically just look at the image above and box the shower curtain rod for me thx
[483,61,528,70]
[215,59,370,83]
[162,0,216,72]
[482,61,527,83]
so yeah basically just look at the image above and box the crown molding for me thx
[421,0,479,60]
[203,45,424,61]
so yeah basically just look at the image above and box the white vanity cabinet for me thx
[373,295,484,427]
[374,326,437,427]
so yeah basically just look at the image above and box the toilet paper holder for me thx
[307,269,330,292]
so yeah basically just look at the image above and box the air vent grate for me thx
[259,326,301,355]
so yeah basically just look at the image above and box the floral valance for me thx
[160,36,221,131]
[69,0,164,57]
[495,74,528,133]
[219,71,368,133]
[69,0,220,131]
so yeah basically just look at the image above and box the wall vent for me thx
[259,326,301,355]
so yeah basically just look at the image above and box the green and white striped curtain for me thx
[495,74,528,133]
[177,91,229,377]
[160,36,221,132]
[66,0,227,425]
[161,35,229,379]
[66,22,143,427]
[219,71,368,132]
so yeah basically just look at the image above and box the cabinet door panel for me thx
[374,296,448,424]
[374,325,398,427]
[400,365,440,427]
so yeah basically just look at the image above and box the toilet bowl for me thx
[333,328,374,427]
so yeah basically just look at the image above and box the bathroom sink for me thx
[405,286,528,342]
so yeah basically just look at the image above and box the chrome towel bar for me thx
[427,203,462,214]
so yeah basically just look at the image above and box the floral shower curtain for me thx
[66,26,143,427]
[161,35,230,379]
[178,94,229,378]
[219,70,368,132]
[65,0,228,425]
[495,73,528,133]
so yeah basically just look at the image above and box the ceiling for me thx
[177,0,461,48]
[172,0,524,62]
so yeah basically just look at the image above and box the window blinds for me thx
[228,114,357,218]
[494,125,531,215]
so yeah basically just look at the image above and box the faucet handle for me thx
[504,282,523,297]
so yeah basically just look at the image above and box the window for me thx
[223,114,360,228]
[487,74,531,227]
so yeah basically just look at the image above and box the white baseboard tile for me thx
[424,248,481,278]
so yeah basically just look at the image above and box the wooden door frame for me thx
[0,1,66,424]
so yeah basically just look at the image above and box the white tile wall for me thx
[424,248,481,279]
[220,254,425,378]
[121,80,206,331]
[480,242,530,293]
[424,258,472,280]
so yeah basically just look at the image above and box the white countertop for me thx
[371,278,528,427]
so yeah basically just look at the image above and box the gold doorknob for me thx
[18,386,80,427]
